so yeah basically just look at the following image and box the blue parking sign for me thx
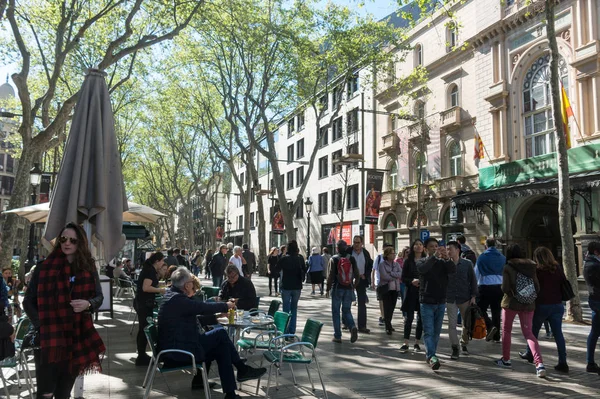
[420,229,430,241]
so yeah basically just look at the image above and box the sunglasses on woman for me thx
[59,236,78,245]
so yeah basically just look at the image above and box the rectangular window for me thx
[240,172,245,186]
[251,189,256,203]
[298,112,305,130]
[287,144,294,163]
[332,86,341,109]
[319,94,329,112]
[318,193,328,215]
[347,74,359,97]
[346,108,359,134]
[297,138,304,159]
[332,150,343,174]
[296,166,304,187]
[6,155,13,173]
[288,119,295,137]
[332,117,343,141]
[296,203,303,219]
[347,184,359,209]
[0,154,4,171]
[332,188,342,212]
[286,171,294,190]
[318,156,328,179]
[237,215,243,230]
[319,126,329,147]
[250,212,255,228]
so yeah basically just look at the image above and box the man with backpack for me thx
[445,241,478,360]
[372,243,394,327]
[326,240,360,344]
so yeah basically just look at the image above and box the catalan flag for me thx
[560,82,573,149]
[473,132,484,167]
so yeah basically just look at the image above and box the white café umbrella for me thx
[4,201,166,224]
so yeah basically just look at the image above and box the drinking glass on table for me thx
[236,309,244,321]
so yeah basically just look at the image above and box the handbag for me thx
[560,277,575,301]
[376,283,389,296]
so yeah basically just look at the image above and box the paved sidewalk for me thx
[7,275,600,398]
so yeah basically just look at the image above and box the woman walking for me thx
[204,249,213,279]
[400,239,425,353]
[378,247,402,335]
[267,247,280,296]
[134,252,167,366]
[308,248,325,295]
[496,244,546,377]
[276,240,304,334]
[23,222,105,398]
[519,247,569,372]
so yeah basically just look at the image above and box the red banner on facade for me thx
[272,204,285,234]
[326,222,353,245]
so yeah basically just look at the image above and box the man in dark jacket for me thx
[445,241,477,359]
[209,245,228,288]
[326,240,360,344]
[347,235,374,333]
[457,235,477,265]
[417,238,457,370]
[175,248,189,270]
[584,241,600,374]
[165,248,179,266]
[158,267,265,398]
[219,265,257,311]
[242,244,257,280]
[474,237,506,342]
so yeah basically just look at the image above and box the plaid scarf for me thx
[38,248,105,375]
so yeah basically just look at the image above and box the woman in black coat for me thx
[400,239,426,353]
[267,247,280,296]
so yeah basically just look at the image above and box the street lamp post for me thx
[304,197,313,256]
[227,220,232,242]
[27,163,42,262]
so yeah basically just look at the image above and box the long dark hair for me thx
[406,239,425,265]
[533,247,558,273]
[144,252,165,268]
[53,222,95,273]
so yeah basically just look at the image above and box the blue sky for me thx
[0,1,401,92]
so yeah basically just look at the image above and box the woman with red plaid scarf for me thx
[23,222,105,399]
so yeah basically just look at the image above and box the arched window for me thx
[450,85,459,107]
[413,152,427,184]
[449,141,461,176]
[415,100,425,120]
[384,214,397,230]
[389,162,398,190]
[522,54,568,157]
[415,44,423,67]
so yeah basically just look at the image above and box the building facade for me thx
[375,0,600,272]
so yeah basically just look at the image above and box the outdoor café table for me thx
[217,313,274,344]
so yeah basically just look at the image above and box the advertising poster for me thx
[272,204,285,234]
[215,218,225,241]
[323,222,353,245]
[39,174,51,203]
[364,171,384,224]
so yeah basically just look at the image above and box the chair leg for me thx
[129,313,138,335]
[306,364,315,391]
[0,370,10,399]
[289,363,297,385]
[200,365,211,399]
[142,357,155,388]
[22,354,34,399]
[143,364,158,399]
[275,363,279,391]
[265,363,274,398]
[314,356,328,399]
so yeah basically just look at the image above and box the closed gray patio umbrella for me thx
[44,69,128,261]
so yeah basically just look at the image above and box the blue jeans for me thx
[420,303,446,360]
[588,299,600,364]
[281,289,301,334]
[212,276,223,289]
[331,288,356,339]
[524,303,566,364]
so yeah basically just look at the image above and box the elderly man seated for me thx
[219,265,258,311]
[158,267,266,398]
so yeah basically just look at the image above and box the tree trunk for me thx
[256,192,268,276]
[546,0,582,321]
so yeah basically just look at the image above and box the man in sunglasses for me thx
[218,265,257,311]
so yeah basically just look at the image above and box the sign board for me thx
[420,229,430,242]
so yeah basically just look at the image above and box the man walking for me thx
[445,241,478,359]
[418,238,456,370]
[348,235,373,333]
[584,241,600,374]
[242,244,257,280]
[474,237,506,342]
[326,240,360,344]
[165,248,179,266]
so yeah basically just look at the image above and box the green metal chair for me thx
[266,300,281,316]
[200,286,220,299]
[12,316,34,399]
[257,319,327,398]
[142,323,211,399]
[236,311,291,355]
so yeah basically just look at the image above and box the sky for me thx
[0,1,401,93]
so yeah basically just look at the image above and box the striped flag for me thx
[473,132,484,167]
[560,82,573,149]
